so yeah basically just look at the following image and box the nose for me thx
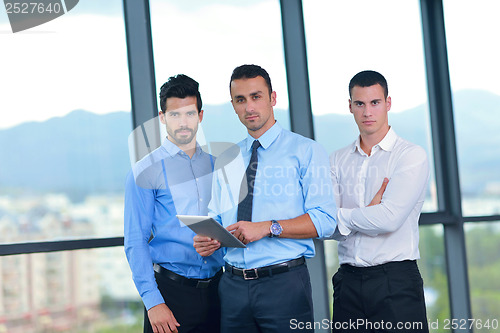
[245,99,255,113]
[363,105,372,117]
[179,113,188,126]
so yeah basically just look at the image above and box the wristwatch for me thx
[269,220,283,238]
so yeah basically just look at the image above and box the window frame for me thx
[2,1,496,332]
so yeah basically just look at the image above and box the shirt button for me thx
[199,198,203,202]
[203,260,207,264]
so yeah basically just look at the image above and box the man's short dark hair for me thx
[159,74,202,113]
[230,64,273,97]
[349,70,388,99]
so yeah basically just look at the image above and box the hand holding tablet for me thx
[177,215,246,248]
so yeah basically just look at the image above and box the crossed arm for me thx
[334,148,429,238]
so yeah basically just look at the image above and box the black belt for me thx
[340,260,417,274]
[225,257,305,280]
[153,264,222,289]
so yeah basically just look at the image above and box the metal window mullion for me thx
[280,0,315,139]
[123,0,161,159]
[419,0,472,329]
[0,238,124,256]
[280,1,330,330]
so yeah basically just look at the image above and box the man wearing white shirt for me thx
[330,70,429,332]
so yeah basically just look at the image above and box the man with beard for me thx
[125,74,224,333]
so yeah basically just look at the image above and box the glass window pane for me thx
[465,222,500,329]
[0,247,142,332]
[324,240,339,315]
[0,1,131,243]
[149,0,290,146]
[443,0,500,217]
[419,225,451,332]
[303,0,437,212]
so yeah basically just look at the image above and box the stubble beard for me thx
[170,128,195,145]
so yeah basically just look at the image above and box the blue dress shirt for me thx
[124,138,224,311]
[209,122,337,269]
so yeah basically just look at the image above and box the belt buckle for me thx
[196,280,211,288]
[243,268,259,280]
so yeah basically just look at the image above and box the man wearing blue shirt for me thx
[125,74,224,333]
[194,65,337,333]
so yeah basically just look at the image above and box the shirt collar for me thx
[351,136,361,153]
[162,137,202,157]
[244,121,282,151]
[377,127,397,152]
[351,126,397,154]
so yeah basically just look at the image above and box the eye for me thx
[169,112,179,117]
[236,98,244,103]
[187,111,196,117]
[252,95,261,100]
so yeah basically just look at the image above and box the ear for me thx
[270,91,277,107]
[159,111,166,124]
[386,96,392,112]
[198,109,204,123]
[230,99,238,114]
[349,99,353,114]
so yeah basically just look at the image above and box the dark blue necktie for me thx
[237,140,261,222]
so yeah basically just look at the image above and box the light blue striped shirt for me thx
[209,122,337,269]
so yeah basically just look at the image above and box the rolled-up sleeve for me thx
[301,143,338,238]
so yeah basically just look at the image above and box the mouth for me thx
[176,129,192,136]
[363,121,375,125]
[245,114,259,121]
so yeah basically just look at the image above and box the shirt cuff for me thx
[337,208,353,237]
[142,289,165,311]
[308,209,336,238]
[329,226,347,241]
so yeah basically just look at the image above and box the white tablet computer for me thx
[177,215,246,248]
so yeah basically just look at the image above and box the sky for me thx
[0,0,499,130]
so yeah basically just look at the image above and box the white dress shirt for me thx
[330,127,429,267]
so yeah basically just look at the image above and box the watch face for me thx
[271,222,282,235]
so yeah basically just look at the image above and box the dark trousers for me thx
[332,260,429,333]
[144,270,221,333]
[219,264,314,333]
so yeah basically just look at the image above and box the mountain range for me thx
[0,90,498,201]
